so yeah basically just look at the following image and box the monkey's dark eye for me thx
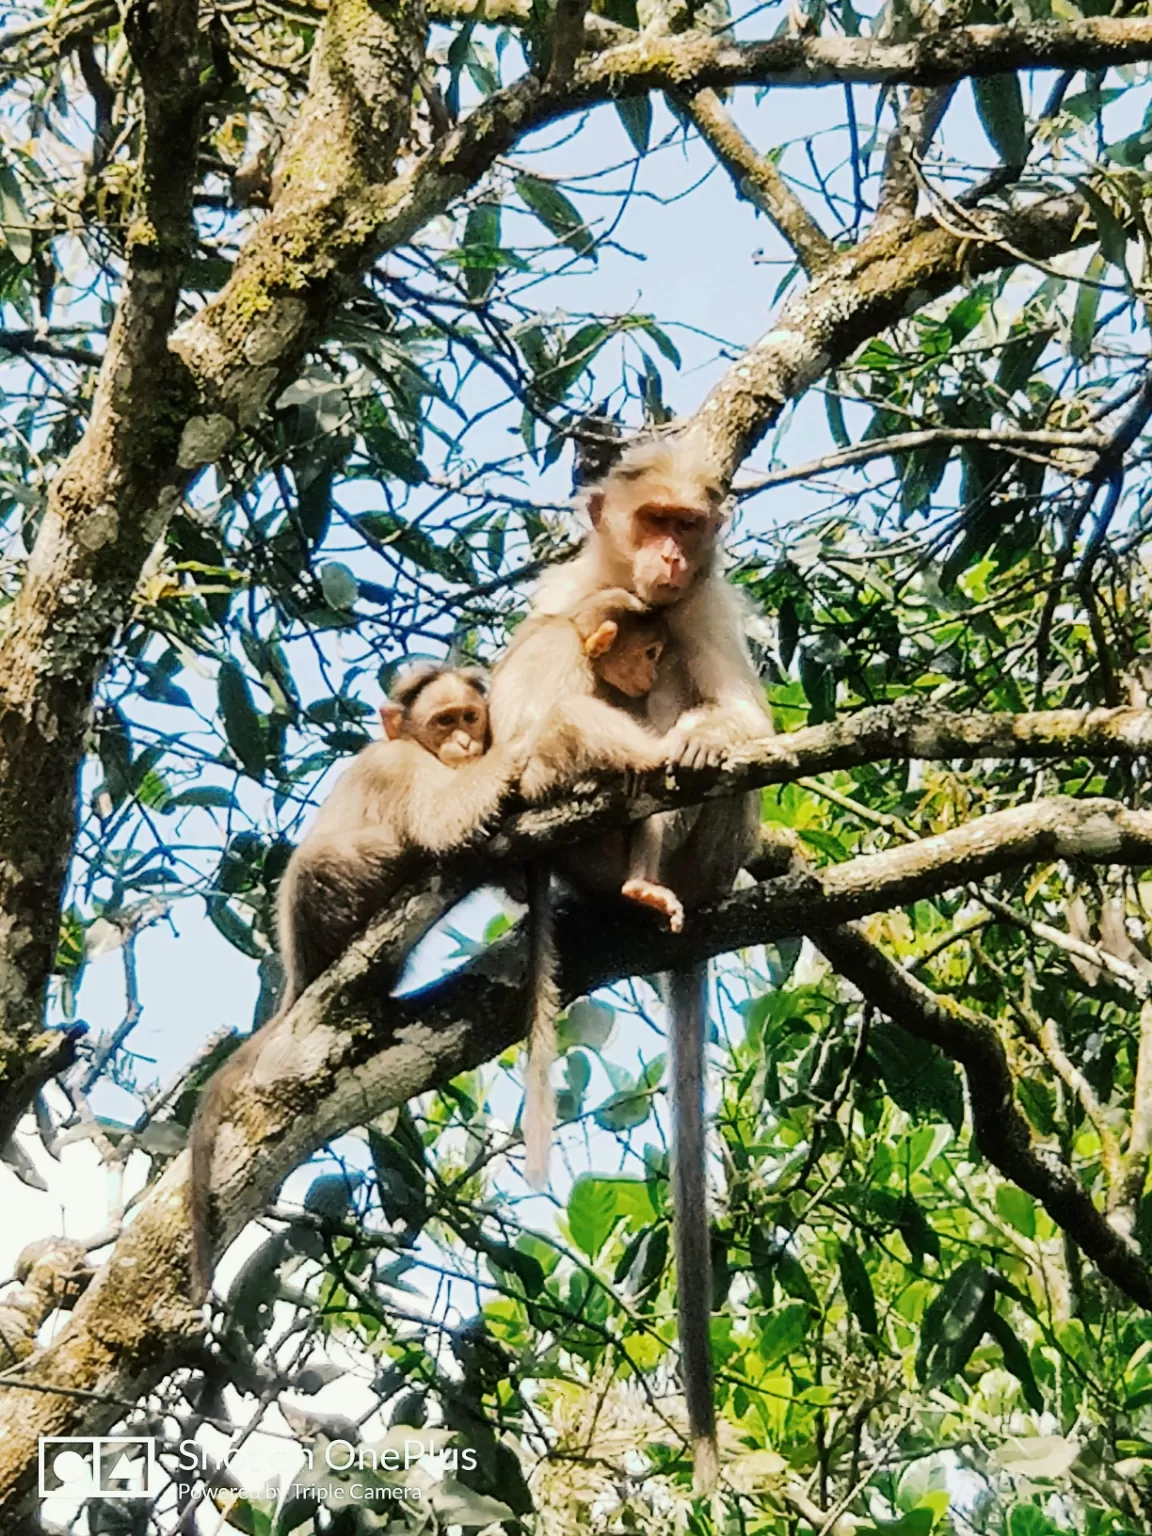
[646,645,660,660]
[463,709,480,725]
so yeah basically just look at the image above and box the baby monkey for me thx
[495,589,683,1189]
[279,663,499,1004]
[559,590,684,931]
[188,663,505,1300]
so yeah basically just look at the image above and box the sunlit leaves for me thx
[567,1176,620,1257]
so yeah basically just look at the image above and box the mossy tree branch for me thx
[0,0,204,1139]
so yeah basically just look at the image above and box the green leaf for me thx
[594,1078,652,1131]
[1079,183,1128,270]
[1071,250,1106,362]
[759,1300,811,1365]
[354,511,471,581]
[988,1309,1044,1413]
[915,1259,994,1386]
[825,385,849,448]
[1007,1505,1055,1536]
[839,1242,879,1336]
[615,95,652,154]
[206,896,264,959]
[0,163,32,264]
[369,1109,428,1236]
[515,173,595,256]
[559,998,615,1050]
[461,200,503,300]
[1105,128,1152,167]
[218,659,267,782]
[537,321,610,401]
[869,1017,964,1133]
[995,1185,1037,1239]
[568,1175,620,1257]
[633,316,681,368]
[319,561,358,610]
[972,74,1028,168]
[995,325,1054,395]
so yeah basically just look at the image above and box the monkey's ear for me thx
[583,620,618,658]
[587,490,605,527]
[380,704,404,740]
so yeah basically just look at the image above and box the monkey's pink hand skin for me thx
[621,878,684,932]
[665,705,768,771]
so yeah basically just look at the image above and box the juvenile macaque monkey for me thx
[527,434,773,1493]
[491,589,684,1191]
[188,665,507,1300]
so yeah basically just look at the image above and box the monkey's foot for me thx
[621,879,684,933]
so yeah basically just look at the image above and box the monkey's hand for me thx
[664,712,733,771]
[665,704,770,770]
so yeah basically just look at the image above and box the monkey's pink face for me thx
[630,504,713,604]
[407,675,490,765]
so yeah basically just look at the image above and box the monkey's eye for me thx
[646,645,661,661]
[463,709,480,725]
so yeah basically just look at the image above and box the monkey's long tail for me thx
[669,963,719,1495]
[524,863,560,1190]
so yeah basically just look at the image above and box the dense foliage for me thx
[6,0,1152,1531]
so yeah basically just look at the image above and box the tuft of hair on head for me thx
[578,432,727,519]
[389,662,489,712]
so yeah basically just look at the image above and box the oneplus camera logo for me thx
[38,1437,161,1500]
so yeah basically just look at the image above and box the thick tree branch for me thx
[875,85,955,230]
[0,0,203,1140]
[691,191,1090,477]
[810,923,1152,1309]
[489,703,1152,855]
[678,88,835,273]
[0,0,427,1142]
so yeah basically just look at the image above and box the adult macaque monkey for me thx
[532,434,773,1493]
[188,665,508,1300]
[490,588,684,1193]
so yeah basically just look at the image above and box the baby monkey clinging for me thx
[489,587,684,1191]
